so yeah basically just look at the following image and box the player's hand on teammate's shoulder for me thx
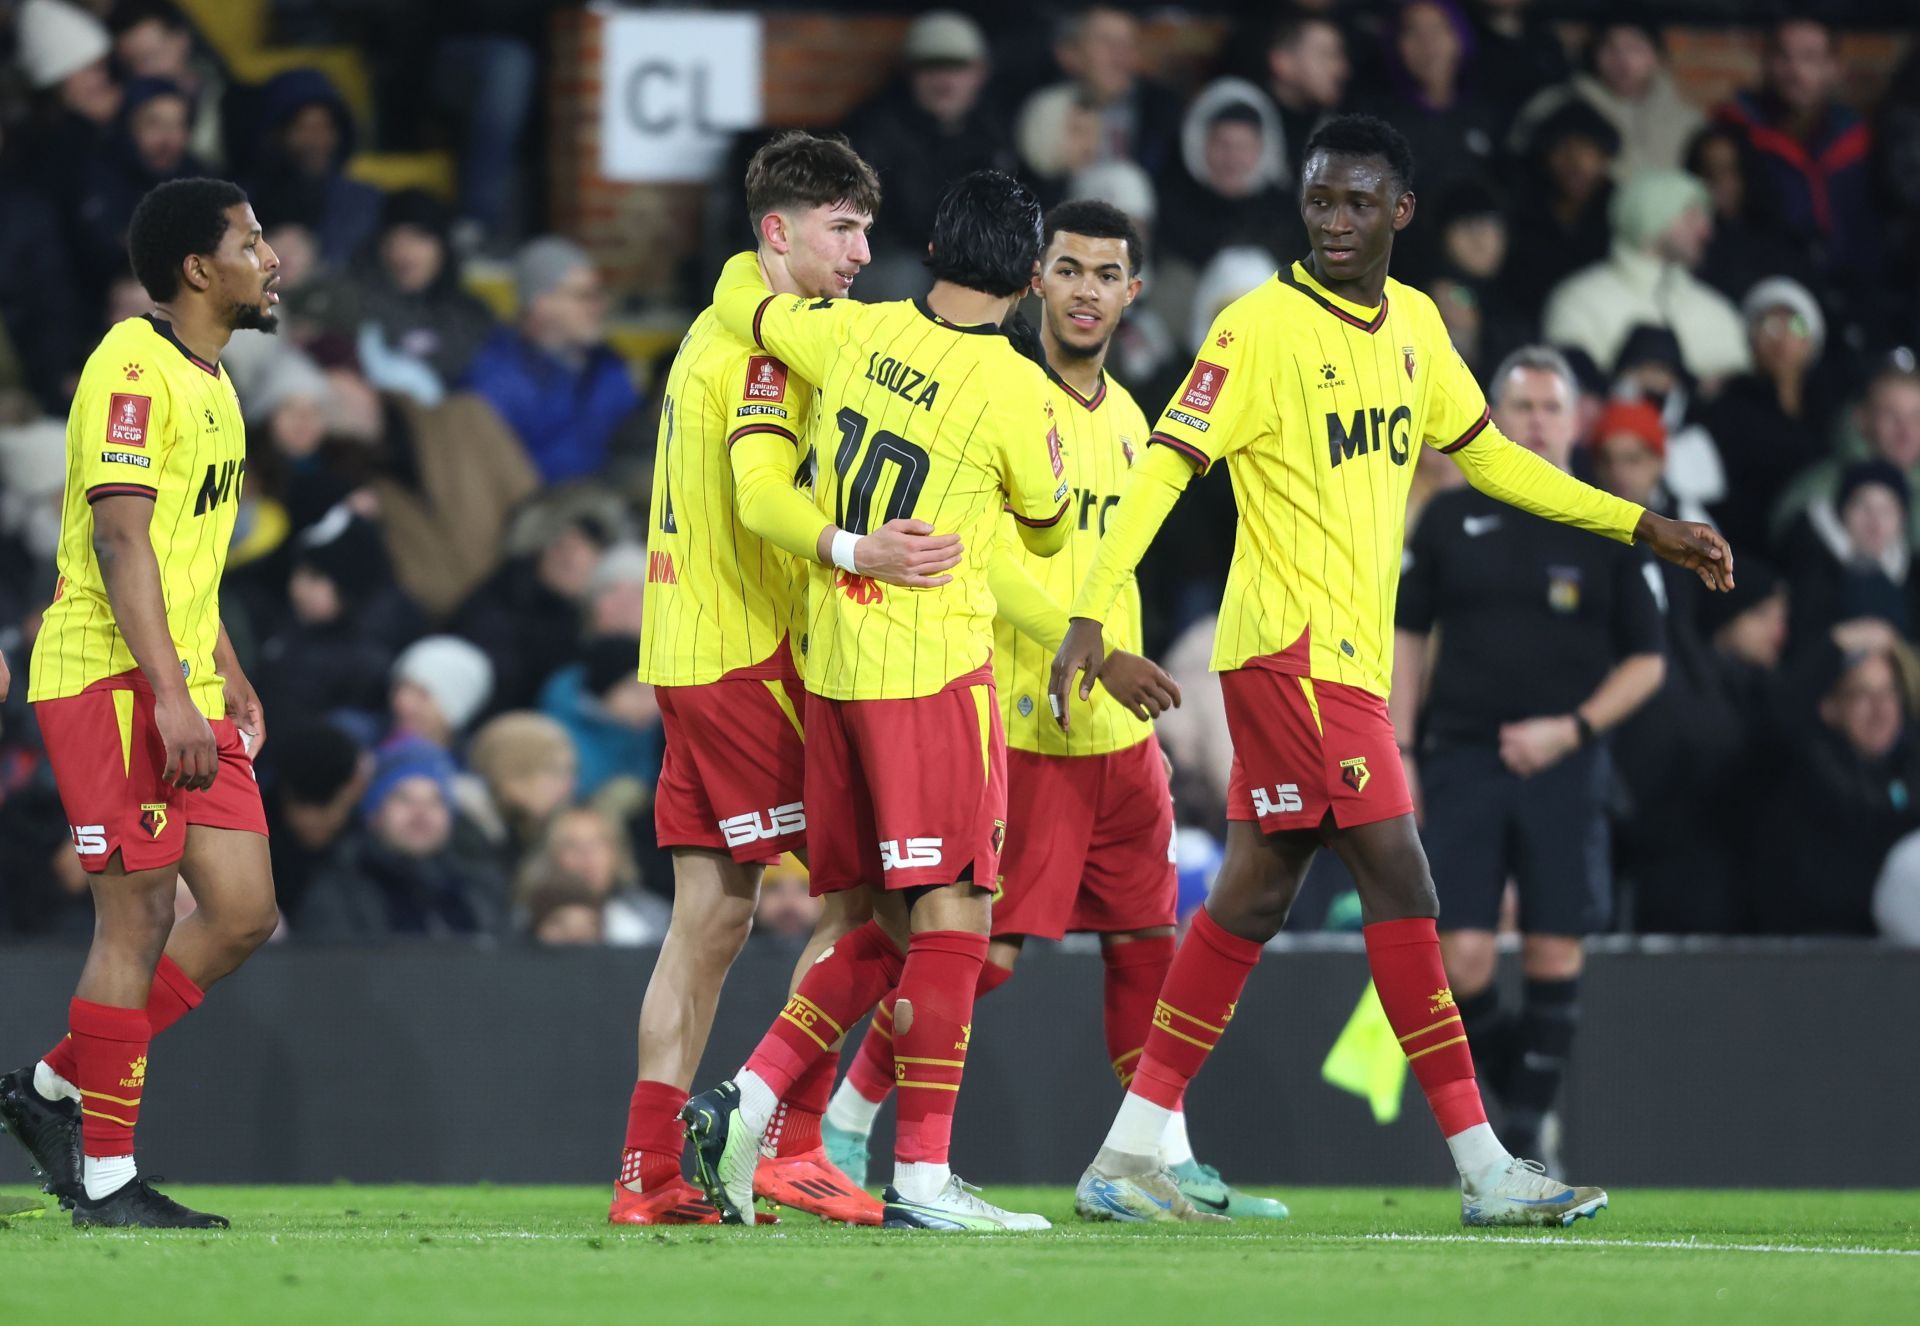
[156,691,219,791]
[1635,512,1734,592]
[854,518,964,587]
[1048,618,1108,731]
[1097,650,1182,722]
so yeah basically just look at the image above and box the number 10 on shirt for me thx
[832,406,930,535]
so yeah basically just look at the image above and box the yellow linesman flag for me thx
[1320,980,1408,1124]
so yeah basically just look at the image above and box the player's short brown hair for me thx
[744,131,882,235]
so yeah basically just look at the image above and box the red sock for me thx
[845,996,897,1104]
[1364,917,1488,1136]
[44,955,202,1084]
[1131,910,1261,1110]
[844,960,1008,1109]
[619,1079,689,1190]
[893,930,988,1165]
[768,1055,836,1157]
[744,920,905,1099]
[69,999,151,1158]
[1102,936,1175,1087]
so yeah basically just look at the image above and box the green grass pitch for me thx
[3,1186,1916,1325]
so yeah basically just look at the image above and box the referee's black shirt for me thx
[1398,486,1667,745]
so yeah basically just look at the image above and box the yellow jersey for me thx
[30,316,247,719]
[711,253,1071,701]
[993,368,1153,757]
[1073,259,1643,699]
[640,307,815,687]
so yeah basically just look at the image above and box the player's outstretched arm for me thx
[710,251,841,387]
[1633,511,1735,592]
[0,647,9,703]
[93,495,218,790]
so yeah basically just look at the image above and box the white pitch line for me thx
[1363,1233,1920,1258]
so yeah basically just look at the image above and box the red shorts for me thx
[991,735,1177,941]
[1223,665,1412,833]
[35,675,267,874]
[803,663,1006,894]
[653,654,807,865]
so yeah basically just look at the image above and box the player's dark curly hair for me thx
[129,177,249,301]
[1303,114,1416,196]
[927,170,1043,299]
[744,130,882,233]
[1043,199,1146,277]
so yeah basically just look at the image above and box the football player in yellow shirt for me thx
[816,201,1279,1220]
[1051,117,1733,1227]
[683,172,1070,1232]
[615,132,961,1228]
[0,179,282,1230]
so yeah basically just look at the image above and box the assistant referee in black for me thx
[1390,346,1667,1169]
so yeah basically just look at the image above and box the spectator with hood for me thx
[461,236,644,484]
[75,77,209,305]
[314,189,498,393]
[1158,81,1291,269]
[1781,460,1915,646]
[1610,325,1725,527]
[244,67,384,266]
[1499,97,1620,319]
[1544,169,1750,389]
[843,11,1015,300]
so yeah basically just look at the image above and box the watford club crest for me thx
[1403,345,1417,380]
[140,803,169,839]
[1339,756,1371,793]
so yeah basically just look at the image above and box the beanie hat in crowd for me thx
[360,736,458,821]
[17,0,110,90]
[1592,399,1667,458]
[1742,276,1827,359]
[582,634,642,700]
[392,635,496,734]
[1836,459,1911,520]
[1613,322,1687,380]
[513,236,594,311]
[1067,158,1157,226]
[274,719,366,805]
[1609,169,1710,250]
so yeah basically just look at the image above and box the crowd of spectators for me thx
[3,2,1920,947]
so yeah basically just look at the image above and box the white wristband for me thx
[830,529,861,573]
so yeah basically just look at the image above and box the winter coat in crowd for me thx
[460,330,641,485]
